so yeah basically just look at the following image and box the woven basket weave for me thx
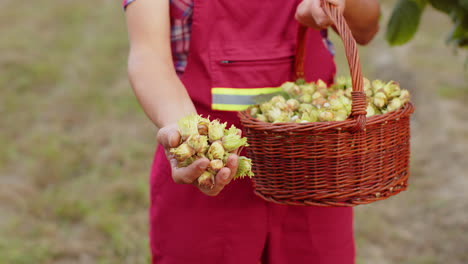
[238,1,415,206]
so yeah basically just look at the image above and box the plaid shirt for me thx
[124,0,333,74]
[124,0,192,73]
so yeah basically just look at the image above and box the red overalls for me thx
[150,1,355,263]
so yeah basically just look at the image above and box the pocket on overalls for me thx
[209,42,295,111]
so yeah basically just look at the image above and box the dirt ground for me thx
[0,0,467,263]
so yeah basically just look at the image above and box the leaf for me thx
[413,0,428,7]
[459,0,468,11]
[386,0,426,46]
[428,0,458,14]
[447,13,468,47]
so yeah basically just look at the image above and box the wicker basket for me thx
[238,1,415,207]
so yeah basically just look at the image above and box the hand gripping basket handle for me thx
[294,0,367,132]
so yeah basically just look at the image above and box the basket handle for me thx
[294,0,367,132]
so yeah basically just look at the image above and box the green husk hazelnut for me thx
[256,114,268,122]
[222,133,248,152]
[197,171,215,189]
[300,83,316,94]
[318,110,335,122]
[299,94,313,104]
[363,77,371,90]
[197,117,210,136]
[300,110,318,122]
[364,78,373,97]
[281,82,300,95]
[345,87,353,98]
[312,97,328,108]
[290,115,300,122]
[177,156,196,168]
[209,159,224,172]
[207,141,225,160]
[170,143,195,162]
[270,95,286,104]
[177,114,200,141]
[260,102,274,113]
[339,96,352,113]
[286,99,300,111]
[366,103,378,117]
[234,156,254,179]
[249,107,260,117]
[186,135,209,154]
[275,101,288,111]
[312,91,323,100]
[373,92,388,108]
[298,103,314,113]
[316,79,328,90]
[336,76,351,88]
[328,98,344,111]
[386,98,403,112]
[208,120,226,142]
[267,107,290,123]
[399,89,411,104]
[383,81,401,98]
[197,123,208,136]
[334,109,349,121]
[372,80,385,92]
[334,89,345,97]
[224,125,241,137]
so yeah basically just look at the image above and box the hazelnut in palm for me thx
[170,114,253,189]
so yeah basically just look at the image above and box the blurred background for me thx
[0,0,466,263]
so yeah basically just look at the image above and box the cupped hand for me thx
[156,124,239,196]
[295,0,345,30]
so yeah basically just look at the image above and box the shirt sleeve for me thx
[123,0,136,10]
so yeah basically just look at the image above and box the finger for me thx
[171,157,209,185]
[295,0,332,30]
[204,167,232,196]
[295,0,316,27]
[325,0,345,14]
[225,154,239,179]
[311,0,332,29]
[157,125,181,148]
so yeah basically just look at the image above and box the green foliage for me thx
[460,0,468,11]
[447,9,468,47]
[428,0,458,13]
[387,0,468,48]
[386,0,427,46]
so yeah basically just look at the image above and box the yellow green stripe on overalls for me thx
[211,87,283,111]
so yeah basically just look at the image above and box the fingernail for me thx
[199,163,208,170]
[222,172,230,181]
[169,134,177,146]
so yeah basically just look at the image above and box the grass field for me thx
[1,0,467,263]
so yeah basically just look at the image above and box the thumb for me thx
[157,125,181,149]
[295,0,311,22]
[296,0,328,30]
